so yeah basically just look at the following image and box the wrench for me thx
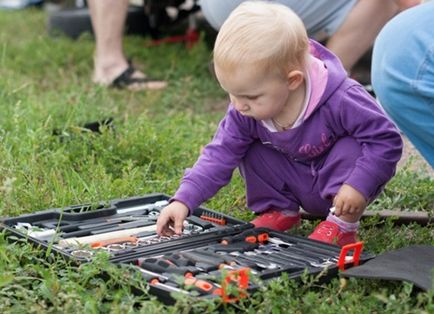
[244,250,307,268]
[268,237,340,261]
[261,243,337,263]
[229,251,279,270]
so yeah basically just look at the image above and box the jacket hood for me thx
[308,39,348,105]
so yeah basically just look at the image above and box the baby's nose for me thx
[234,100,248,112]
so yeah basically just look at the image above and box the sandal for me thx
[111,65,167,91]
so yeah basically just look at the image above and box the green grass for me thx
[0,8,433,313]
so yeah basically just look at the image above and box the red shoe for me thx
[250,210,301,232]
[308,221,357,247]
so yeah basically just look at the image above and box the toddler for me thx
[156,1,402,246]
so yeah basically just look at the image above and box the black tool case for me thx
[0,193,373,304]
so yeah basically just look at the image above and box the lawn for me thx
[0,8,433,314]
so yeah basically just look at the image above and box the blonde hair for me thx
[214,1,309,77]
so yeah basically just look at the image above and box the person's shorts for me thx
[199,0,357,38]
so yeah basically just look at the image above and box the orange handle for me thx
[91,236,138,248]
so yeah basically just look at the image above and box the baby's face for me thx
[214,64,294,121]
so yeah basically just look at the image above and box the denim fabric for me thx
[372,2,434,167]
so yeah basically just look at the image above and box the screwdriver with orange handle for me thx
[221,227,269,245]
[90,236,138,248]
[137,257,200,276]
[137,258,223,296]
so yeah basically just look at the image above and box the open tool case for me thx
[0,193,373,304]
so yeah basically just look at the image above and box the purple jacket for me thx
[174,40,403,214]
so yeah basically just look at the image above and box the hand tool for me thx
[88,232,158,249]
[138,257,200,276]
[226,251,280,270]
[181,220,204,235]
[176,251,243,272]
[181,275,223,296]
[263,243,338,262]
[185,215,215,230]
[184,248,238,265]
[162,253,195,267]
[200,211,226,225]
[156,252,223,273]
[256,245,334,267]
[206,241,259,253]
[41,216,145,233]
[73,217,156,231]
[90,236,138,248]
[243,251,305,268]
[101,244,127,253]
[26,229,57,241]
[58,224,157,247]
[151,279,190,294]
[221,227,269,245]
[132,265,170,282]
[137,258,224,296]
[36,200,167,231]
[116,200,168,214]
[210,251,258,269]
[130,230,157,239]
[60,220,157,238]
[14,223,57,241]
[268,237,340,259]
[70,249,94,259]
[253,248,332,268]
[132,266,189,294]
[180,250,228,267]
[146,253,220,273]
[196,250,256,268]
[89,220,156,235]
[148,276,191,294]
[254,247,314,264]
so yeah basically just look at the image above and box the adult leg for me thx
[88,0,129,85]
[326,0,398,73]
[199,0,356,38]
[372,2,434,167]
[87,0,166,90]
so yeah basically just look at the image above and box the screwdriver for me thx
[137,257,199,276]
[206,241,259,253]
[137,258,222,296]
[221,228,269,245]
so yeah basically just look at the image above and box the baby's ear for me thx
[287,70,304,90]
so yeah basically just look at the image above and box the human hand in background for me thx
[156,201,189,236]
[333,184,367,222]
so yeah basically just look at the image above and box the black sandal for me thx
[111,65,167,91]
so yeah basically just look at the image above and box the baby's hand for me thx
[156,201,189,236]
[333,184,367,220]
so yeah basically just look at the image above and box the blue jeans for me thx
[371,2,434,167]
